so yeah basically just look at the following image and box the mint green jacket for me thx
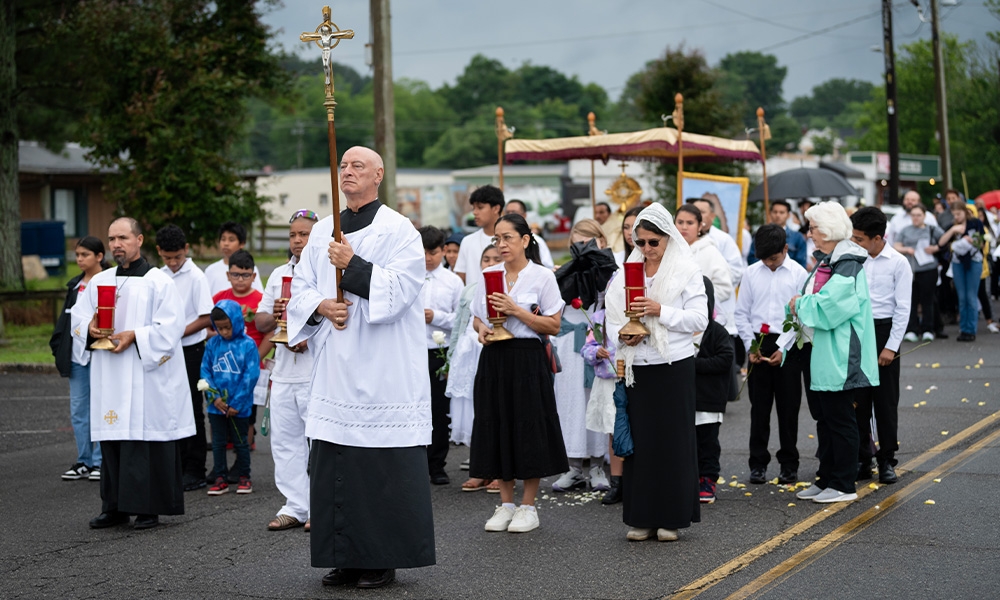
[795,241,879,392]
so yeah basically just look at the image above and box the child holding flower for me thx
[200,300,261,495]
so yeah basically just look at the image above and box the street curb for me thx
[0,363,59,375]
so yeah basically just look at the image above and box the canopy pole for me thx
[674,94,685,210]
[757,107,770,217]
[588,112,600,215]
[495,107,513,189]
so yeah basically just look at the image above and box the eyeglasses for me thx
[289,209,319,223]
[228,272,254,280]
[634,238,662,248]
[491,234,522,246]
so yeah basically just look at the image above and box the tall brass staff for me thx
[587,112,603,216]
[496,107,514,189]
[301,6,354,301]
[674,93,685,210]
[757,107,771,216]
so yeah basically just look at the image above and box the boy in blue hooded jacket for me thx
[201,300,260,495]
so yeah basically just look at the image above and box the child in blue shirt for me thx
[201,300,260,495]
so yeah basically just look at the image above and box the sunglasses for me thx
[289,209,319,223]
[634,238,662,248]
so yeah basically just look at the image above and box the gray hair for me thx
[805,202,852,242]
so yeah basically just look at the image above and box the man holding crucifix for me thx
[287,146,435,589]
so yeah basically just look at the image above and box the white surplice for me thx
[71,266,195,442]
[286,207,432,449]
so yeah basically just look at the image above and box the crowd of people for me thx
[49,146,999,588]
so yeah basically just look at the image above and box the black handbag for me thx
[532,303,562,374]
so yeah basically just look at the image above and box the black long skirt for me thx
[622,358,701,530]
[309,441,436,569]
[99,440,184,516]
[470,338,569,481]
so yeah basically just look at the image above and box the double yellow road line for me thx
[670,411,1000,600]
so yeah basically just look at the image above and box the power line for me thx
[757,9,884,53]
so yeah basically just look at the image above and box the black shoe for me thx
[878,461,898,484]
[749,468,767,484]
[602,475,623,505]
[89,511,129,529]
[957,332,976,342]
[133,514,159,530]
[182,473,207,491]
[322,568,363,587]
[935,331,949,339]
[430,472,450,485]
[778,468,798,484]
[856,461,873,481]
[356,569,395,589]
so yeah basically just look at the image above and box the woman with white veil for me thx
[606,203,708,542]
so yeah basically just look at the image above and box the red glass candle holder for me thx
[271,276,295,345]
[91,285,117,350]
[620,261,651,336]
[482,270,513,341]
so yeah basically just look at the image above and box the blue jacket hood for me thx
[211,299,247,339]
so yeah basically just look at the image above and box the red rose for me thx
[761,323,770,334]
[571,298,583,309]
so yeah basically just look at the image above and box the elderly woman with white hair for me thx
[790,202,879,504]
[606,203,708,542]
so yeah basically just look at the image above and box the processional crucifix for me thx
[300,6,354,302]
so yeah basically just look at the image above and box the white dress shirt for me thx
[863,243,913,353]
[161,258,214,346]
[735,257,809,353]
[472,262,565,340]
[422,263,464,349]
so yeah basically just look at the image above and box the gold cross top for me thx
[300,6,354,97]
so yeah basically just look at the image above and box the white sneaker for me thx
[903,332,919,343]
[552,466,586,492]
[626,527,654,541]
[589,464,611,491]
[484,506,515,532]
[812,488,858,503]
[796,484,825,499]
[88,467,101,481]
[988,322,1000,334]
[61,463,90,481]
[922,332,935,342]
[657,528,679,542]
[507,507,539,533]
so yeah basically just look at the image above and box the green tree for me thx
[439,55,516,122]
[790,78,874,131]
[718,51,787,125]
[394,79,459,167]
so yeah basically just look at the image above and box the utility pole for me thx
[882,0,900,204]
[930,0,952,190]
[371,0,396,209]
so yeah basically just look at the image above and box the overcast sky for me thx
[262,0,998,106]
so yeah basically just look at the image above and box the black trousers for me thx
[747,334,802,471]
[100,440,184,515]
[855,320,900,466]
[990,256,999,298]
[696,422,721,481]
[978,279,993,320]
[908,269,937,335]
[939,272,957,321]
[730,335,744,402]
[179,342,206,478]
[427,349,450,476]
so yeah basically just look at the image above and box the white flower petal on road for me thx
[941,431,949,435]
[906,385,913,390]
[979,358,985,365]
[915,363,922,368]
[979,402,987,406]
[962,398,969,403]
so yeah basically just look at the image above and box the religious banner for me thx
[680,172,749,250]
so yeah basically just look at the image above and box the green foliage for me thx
[790,78,874,131]
[717,51,788,124]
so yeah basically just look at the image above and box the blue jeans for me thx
[952,260,983,334]
[69,362,102,468]
[208,413,250,479]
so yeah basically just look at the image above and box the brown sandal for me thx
[267,514,304,531]
[304,519,310,532]
[461,478,490,492]
[485,479,501,493]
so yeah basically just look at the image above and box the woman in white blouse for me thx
[675,204,734,318]
[606,203,708,542]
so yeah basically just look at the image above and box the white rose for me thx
[197,379,210,392]
[432,331,447,346]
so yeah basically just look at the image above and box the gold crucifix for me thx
[300,6,355,100]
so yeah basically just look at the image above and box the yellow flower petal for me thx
[941,431,949,435]
[962,398,969,403]
[931,363,941,368]
[975,364,981,369]
[979,358,985,365]
[925,389,931,394]
[770,478,779,485]
[920,401,927,406]
[737,483,747,489]
[744,492,753,497]
[717,477,726,485]
[979,402,986,406]
[933,478,942,483]
[869,483,879,490]
[915,363,921,368]
[808,434,815,438]
[729,481,739,487]
[966,365,971,370]
[913,403,921,408]
[731,475,738,479]
[924,499,936,505]
[787,503,796,507]
[986,383,991,387]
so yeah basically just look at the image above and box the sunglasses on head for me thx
[289,209,319,223]
[634,238,662,248]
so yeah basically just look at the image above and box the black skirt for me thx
[100,440,184,516]
[470,338,569,481]
[309,441,436,569]
[621,358,701,530]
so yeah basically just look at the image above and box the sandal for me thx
[304,519,310,533]
[267,514,304,531]
[485,479,501,493]
[461,478,489,492]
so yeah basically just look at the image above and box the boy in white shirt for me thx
[850,207,912,484]
[157,224,215,491]
[735,224,809,486]
[454,186,505,284]
[420,226,464,485]
[255,209,319,530]
[204,221,264,296]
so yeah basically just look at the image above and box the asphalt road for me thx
[1,321,998,600]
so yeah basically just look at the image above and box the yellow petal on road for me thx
[913,403,921,408]
[737,483,747,489]
[920,401,927,406]
[924,499,936,505]
[966,365,972,370]
[744,492,753,497]
[869,483,879,490]
[787,503,796,507]
[717,477,726,484]
[986,383,991,387]
[933,478,942,483]
[979,358,985,365]
[975,364,981,369]
[979,402,987,406]
[931,363,941,368]
[941,431,949,435]
[915,363,921,368]
[962,398,969,403]
[925,389,931,394]
[729,481,739,487]
[732,475,738,479]
[808,434,815,438]
[770,478,779,485]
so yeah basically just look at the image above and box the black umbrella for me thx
[748,167,857,202]
[554,239,619,310]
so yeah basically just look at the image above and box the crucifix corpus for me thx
[300,6,354,301]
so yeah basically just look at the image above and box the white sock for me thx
[501,502,515,510]
[519,504,536,512]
